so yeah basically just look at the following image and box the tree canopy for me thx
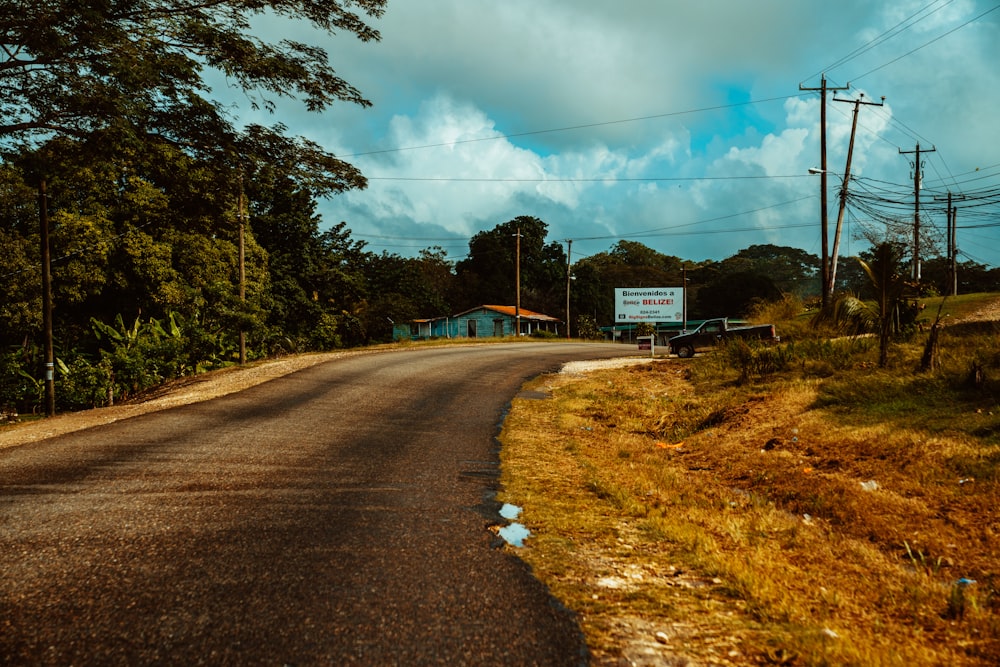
[455,216,567,315]
[1,1,385,150]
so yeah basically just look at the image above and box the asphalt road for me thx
[0,343,636,666]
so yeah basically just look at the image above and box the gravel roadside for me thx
[0,351,352,450]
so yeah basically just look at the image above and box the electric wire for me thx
[340,94,808,158]
[852,3,1000,82]
[806,0,958,80]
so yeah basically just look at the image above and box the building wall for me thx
[405,308,560,340]
[453,309,508,338]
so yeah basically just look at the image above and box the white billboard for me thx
[614,287,683,323]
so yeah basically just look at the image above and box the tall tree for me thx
[359,249,458,343]
[456,216,565,315]
[694,272,782,319]
[717,244,819,297]
[571,241,683,325]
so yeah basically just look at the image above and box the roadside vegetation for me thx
[499,292,1000,666]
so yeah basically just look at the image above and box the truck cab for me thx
[668,318,778,358]
[669,319,726,358]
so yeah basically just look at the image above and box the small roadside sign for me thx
[637,335,654,356]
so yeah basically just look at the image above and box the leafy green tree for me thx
[414,247,458,316]
[574,314,603,340]
[716,244,820,297]
[570,241,683,325]
[1,2,389,410]
[695,272,782,319]
[456,216,566,315]
[921,256,1000,295]
[312,222,371,348]
[0,165,41,343]
[609,240,683,273]
[0,1,386,151]
[360,247,457,341]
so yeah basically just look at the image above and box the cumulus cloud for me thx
[276,0,1000,264]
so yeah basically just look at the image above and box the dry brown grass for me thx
[500,347,1000,665]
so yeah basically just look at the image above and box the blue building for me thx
[395,305,561,341]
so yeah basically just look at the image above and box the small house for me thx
[451,305,560,338]
[399,305,561,340]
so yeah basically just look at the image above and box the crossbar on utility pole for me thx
[800,74,849,310]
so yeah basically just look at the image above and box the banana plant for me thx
[857,243,910,368]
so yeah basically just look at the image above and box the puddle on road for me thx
[496,503,530,547]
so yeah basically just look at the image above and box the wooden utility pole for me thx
[38,179,55,417]
[899,143,936,280]
[829,93,884,297]
[681,265,688,333]
[238,176,246,365]
[514,225,521,336]
[564,239,572,339]
[948,195,957,296]
[934,190,964,296]
[800,74,849,310]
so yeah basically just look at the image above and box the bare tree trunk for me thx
[919,302,946,372]
[920,321,941,372]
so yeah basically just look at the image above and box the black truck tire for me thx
[676,345,694,359]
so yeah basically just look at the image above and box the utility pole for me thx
[514,225,521,336]
[899,142,935,281]
[238,175,246,365]
[934,190,964,296]
[565,239,572,339]
[800,74,849,310]
[38,179,55,417]
[951,200,958,296]
[948,195,957,296]
[829,93,884,297]
[681,265,688,333]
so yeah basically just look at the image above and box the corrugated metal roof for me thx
[453,305,560,321]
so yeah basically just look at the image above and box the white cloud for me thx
[295,1,1000,265]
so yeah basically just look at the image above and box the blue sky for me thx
[239,0,1000,269]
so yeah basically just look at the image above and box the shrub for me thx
[575,314,603,340]
[56,356,113,410]
[721,339,793,383]
[0,349,36,414]
[748,293,804,323]
[530,329,558,339]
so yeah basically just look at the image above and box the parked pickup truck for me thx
[668,318,779,358]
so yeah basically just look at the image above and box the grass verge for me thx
[499,302,1000,666]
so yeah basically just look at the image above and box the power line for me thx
[805,3,998,190]
[366,174,813,183]
[807,0,958,80]
[341,94,808,158]
[852,3,1000,82]
[357,196,816,250]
